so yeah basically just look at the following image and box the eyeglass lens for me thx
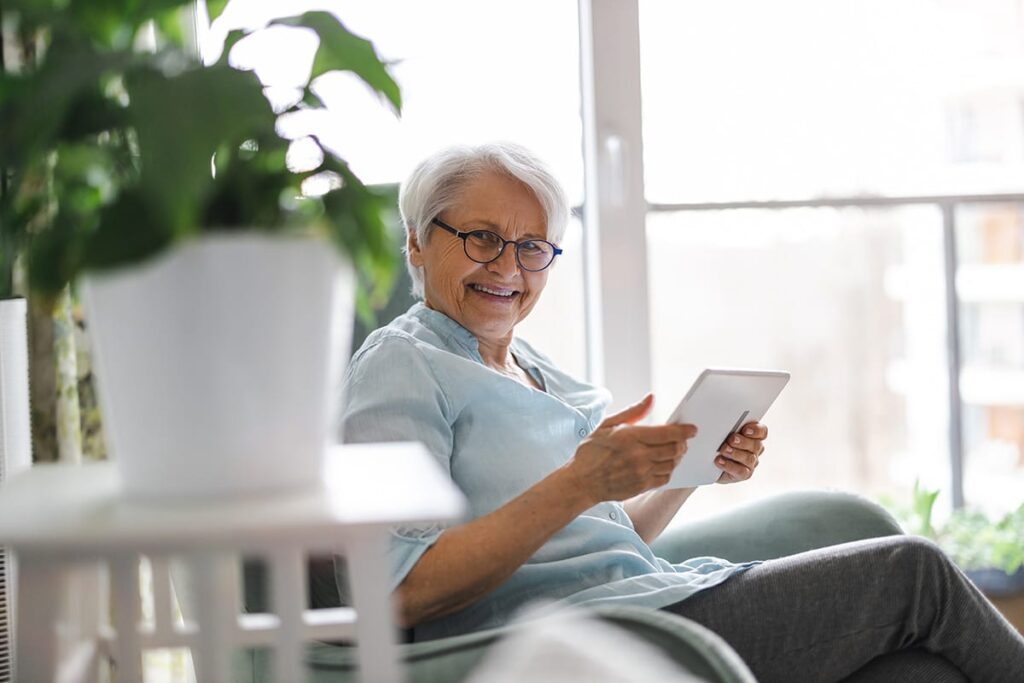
[464,231,556,271]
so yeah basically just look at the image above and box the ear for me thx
[407,227,425,268]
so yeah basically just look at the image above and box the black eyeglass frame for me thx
[430,217,563,272]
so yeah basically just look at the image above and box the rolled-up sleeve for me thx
[339,335,456,591]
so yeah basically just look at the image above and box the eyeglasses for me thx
[431,218,563,272]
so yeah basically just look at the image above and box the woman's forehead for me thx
[447,172,548,237]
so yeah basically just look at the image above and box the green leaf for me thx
[320,179,398,309]
[55,86,128,142]
[271,11,401,114]
[910,480,940,537]
[203,137,298,229]
[80,187,174,272]
[74,0,195,49]
[216,29,248,67]
[25,205,84,297]
[205,0,231,25]
[125,63,276,233]
[152,9,187,48]
[0,44,135,171]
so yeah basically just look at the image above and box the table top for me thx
[0,442,465,554]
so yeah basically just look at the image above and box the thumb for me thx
[600,393,654,429]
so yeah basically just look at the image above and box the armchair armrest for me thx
[237,605,757,683]
[650,490,903,564]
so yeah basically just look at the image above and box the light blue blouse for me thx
[339,303,755,641]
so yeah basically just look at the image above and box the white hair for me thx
[398,142,570,299]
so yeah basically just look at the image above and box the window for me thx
[638,0,1024,518]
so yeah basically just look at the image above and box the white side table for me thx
[0,442,464,683]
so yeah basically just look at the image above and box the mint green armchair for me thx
[235,490,904,682]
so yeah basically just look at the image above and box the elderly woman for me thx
[339,143,1024,681]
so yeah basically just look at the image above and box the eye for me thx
[468,230,501,247]
[519,240,546,255]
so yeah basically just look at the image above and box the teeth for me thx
[472,284,515,297]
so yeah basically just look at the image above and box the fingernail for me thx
[724,446,733,453]
[732,436,741,445]
[744,427,754,435]
[716,457,726,465]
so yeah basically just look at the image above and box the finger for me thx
[651,462,678,478]
[719,447,758,470]
[600,393,654,428]
[651,452,684,475]
[721,432,760,453]
[619,423,697,445]
[715,454,752,481]
[646,442,684,463]
[740,422,768,440]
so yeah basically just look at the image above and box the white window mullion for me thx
[578,0,652,409]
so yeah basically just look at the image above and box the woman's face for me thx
[409,170,552,345]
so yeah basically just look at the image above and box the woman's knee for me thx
[890,534,947,561]
[866,534,955,583]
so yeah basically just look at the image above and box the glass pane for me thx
[646,206,949,520]
[956,203,1024,516]
[639,0,1024,203]
[205,0,586,367]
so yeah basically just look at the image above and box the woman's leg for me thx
[841,648,967,683]
[662,535,1024,682]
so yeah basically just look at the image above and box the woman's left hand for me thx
[715,422,768,484]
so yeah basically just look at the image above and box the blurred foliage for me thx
[0,0,401,317]
[880,481,1024,575]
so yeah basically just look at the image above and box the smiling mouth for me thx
[468,283,520,300]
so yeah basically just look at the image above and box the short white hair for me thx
[398,142,570,299]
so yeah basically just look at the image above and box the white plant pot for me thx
[0,297,33,481]
[81,234,354,499]
[0,298,30,683]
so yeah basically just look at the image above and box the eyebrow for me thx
[462,218,547,241]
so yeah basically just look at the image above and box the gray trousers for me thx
[663,535,1024,682]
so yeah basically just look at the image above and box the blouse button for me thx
[609,510,617,520]
[578,428,587,437]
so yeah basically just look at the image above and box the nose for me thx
[486,241,520,278]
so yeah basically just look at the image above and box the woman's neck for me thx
[477,335,514,370]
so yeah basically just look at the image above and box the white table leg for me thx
[148,555,175,640]
[14,553,61,682]
[345,530,403,683]
[62,560,106,683]
[110,554,143,683]
[269,547,307,683]
[188,552,238,683]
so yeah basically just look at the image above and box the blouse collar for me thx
[408,302,483,360]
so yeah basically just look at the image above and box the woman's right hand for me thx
[565,394,697,505]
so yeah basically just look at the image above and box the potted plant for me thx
[0,1,401,498]
[882,482,1024,597]
[941,503,1024,597]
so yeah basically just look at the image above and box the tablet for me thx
[662,368,790,489]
